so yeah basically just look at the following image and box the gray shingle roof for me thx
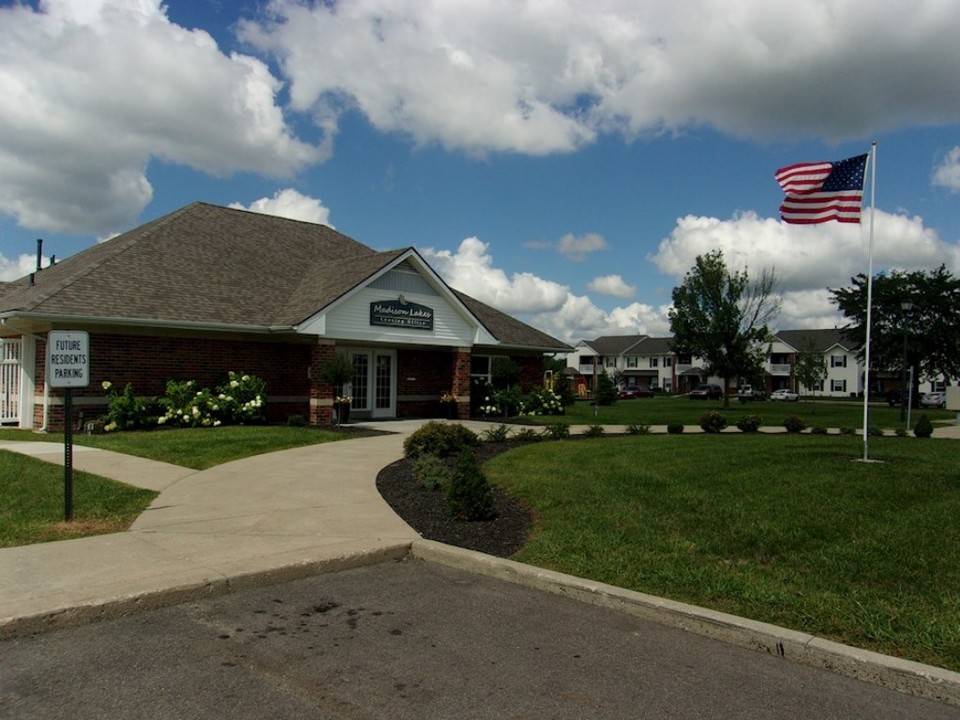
[775,328,858,353]
[0,202,568,351]
[586,335,647,356]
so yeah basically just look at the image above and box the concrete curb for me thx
[0,543,411,641]
[410,539,960,709]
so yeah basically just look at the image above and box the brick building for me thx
[0,202,569,430]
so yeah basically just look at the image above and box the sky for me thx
[1,0,959,346]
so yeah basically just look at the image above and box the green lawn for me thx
[485,433,960,671]
[0,450,157,548]
[530,395,953,431]
[0,425,356,470]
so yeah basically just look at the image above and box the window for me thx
[677,354,692,365]
[664,380,672,392]
[831,379,847,393]
[605,357,617,368]
[831,355,847,368]
[664,357,673,367]
[626,356,638,368]
[579,355,596,367]
[649,357,658,368]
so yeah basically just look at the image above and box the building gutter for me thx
[0,312,296,335]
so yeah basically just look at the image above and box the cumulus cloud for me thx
[0,252,49,282]
[230,189,334,226]
[243,0,960,155]
[420,237,570,314]
[648,209,960,332]
[933,146,960,192]
[556,233,608,261]
[0,0,325,236]
[587,274,635,298]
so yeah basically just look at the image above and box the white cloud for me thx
[933,146,960,192]
[556,232,608,261]
[243,0,960,154]
[587,274,635,298]
[420,237,570,314]
[0,0,326,236]
[230,189,334,226]
[0,252,48,282]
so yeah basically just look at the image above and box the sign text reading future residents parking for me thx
[47,331,90,388]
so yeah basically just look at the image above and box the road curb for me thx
[0,543,411,641]
[410,539,960,708]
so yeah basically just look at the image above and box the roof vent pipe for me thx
[36,238,42,272]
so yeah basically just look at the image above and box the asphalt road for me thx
[2,559,956,719]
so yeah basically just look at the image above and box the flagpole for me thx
[861,141,877,461]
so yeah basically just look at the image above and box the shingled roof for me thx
[775,328,859,352]
[0,202,569,351]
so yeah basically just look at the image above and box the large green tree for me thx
[669,250,781,408]
[829,265,960,394]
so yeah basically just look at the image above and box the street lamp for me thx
[900,300,913,422]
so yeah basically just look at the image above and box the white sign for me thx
[47,331,90,388]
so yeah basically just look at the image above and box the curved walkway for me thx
[2,420,959,708]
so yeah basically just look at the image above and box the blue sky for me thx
[2,0,959,344]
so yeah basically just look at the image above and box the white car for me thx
[770,388,799,402]
[920,391,946,408]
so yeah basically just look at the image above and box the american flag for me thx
[774,153,869,224]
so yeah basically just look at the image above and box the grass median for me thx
[485,433,960,672]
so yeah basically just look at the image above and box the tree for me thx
[794,340,828,412]
[829,265,960,396]
[669,250,781,409]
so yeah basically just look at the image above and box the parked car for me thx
[689,383,723,399]
[618,385,654,399]
[885,388,921,408]
[737,385,766,401]
[920,391,946,408]
[770,388,799,402]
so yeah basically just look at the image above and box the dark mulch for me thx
[375,442,533,558]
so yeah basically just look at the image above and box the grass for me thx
[530,395,953,431]
[0,425,359,546]
[0,450,157,548]
[485,433,960,672]
[0,425,355,470]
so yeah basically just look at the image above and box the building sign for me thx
[47,331,90,388]
[370,299,434,330]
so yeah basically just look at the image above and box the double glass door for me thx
[346,349,395,419]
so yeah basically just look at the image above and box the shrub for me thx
[700,411,727,433]
[895,427,908,438]
[287,414,307,427]
[810,425,828,435]
[594,374,618,406]
[625,423,651,435]
[480,424,511,443]
[413,454,450,491]
[158,379,219,428]
[447,448,495,521]
[514,428,542,442]
[494,385,523,418]
[214,371,267,424]
[667,423,684,434]
[542,423,571,440]
[520,387,564,416]
[403,421,479,458]
[100,381,152,432]
[735,414,762,433]
[584,424,606,437]
[840,426,856,435]
[868,426,884,437]
[914,414,934,439]
[783,416,807,433]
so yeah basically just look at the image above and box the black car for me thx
[689,383,723,399]
[619,385,654,399]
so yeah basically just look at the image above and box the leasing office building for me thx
[0,203,569,430]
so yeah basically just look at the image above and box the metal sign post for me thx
[46,331,90,522]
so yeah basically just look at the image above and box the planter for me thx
[336,403,351,424]
[444,402,457,420]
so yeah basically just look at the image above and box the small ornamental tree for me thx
[447,448,496,521]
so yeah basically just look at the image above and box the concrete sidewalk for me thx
[2,420,960,708]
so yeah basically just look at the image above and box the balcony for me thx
[768,363,792,375]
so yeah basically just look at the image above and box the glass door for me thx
[372,351,396,418]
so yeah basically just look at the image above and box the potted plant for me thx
[318,353,354,425]
[440,391,457,419]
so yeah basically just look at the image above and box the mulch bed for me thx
[375,442,533,558]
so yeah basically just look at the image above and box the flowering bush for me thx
[100,380,152,432]
[519,387,564,416]
[440,391,456,404]
[215,372,267,424]
[157,372,267,428]
[478,395,500,417]
[335,395,352,405]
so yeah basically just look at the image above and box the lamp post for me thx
[900,300,913,422]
